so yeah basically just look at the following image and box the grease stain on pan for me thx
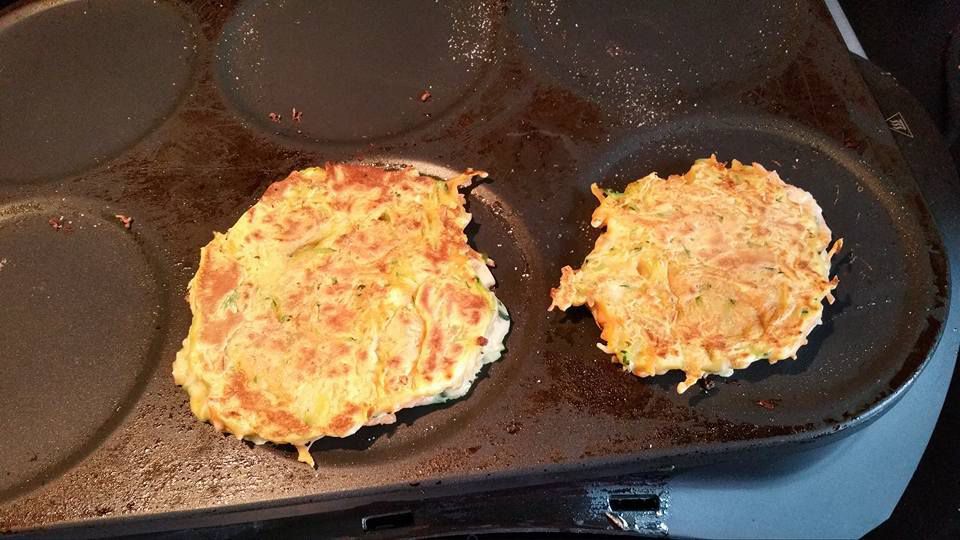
[0,0,199,183]
[213,0,505,145]
[0,198,168,502]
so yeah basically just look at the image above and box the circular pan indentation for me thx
[562,115,943,427]
[0,0,198,183]
[215,0,502,144]
[513,0,808,120]
[0,199,166,500]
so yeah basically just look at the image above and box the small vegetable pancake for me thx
[550,156,841,393]
[173,164,509,466]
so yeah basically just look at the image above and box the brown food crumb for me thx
[755,399,780,410]
[477,336,488,346]
[605,511,629,531]
[698,377,716,392]
[268,112,281,123]
[505,421,521,434]
[115,214,133,229]
[48,216,63,231]
[605,41,631,58]
[292,107,303,122]
[419,90,432,102]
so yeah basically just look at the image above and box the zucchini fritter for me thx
[174,165,509,465]
[550,156,841,393]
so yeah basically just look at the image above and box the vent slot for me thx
[608,494,660,513]
[361,510,414,532]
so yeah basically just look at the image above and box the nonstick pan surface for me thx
[0,0,952,532]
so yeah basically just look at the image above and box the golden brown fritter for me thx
[550,156,841,393]
[174,165,510,465]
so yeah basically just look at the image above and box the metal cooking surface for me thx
[0,0,196,182]
[216,0,501,143]
[0,0,951,532]
[0,199,165,499]
[514,0,810,107]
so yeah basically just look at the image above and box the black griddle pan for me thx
[0,0,953,533]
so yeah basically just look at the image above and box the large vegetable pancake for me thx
[550,156,842,393]
[173,164,510,466]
